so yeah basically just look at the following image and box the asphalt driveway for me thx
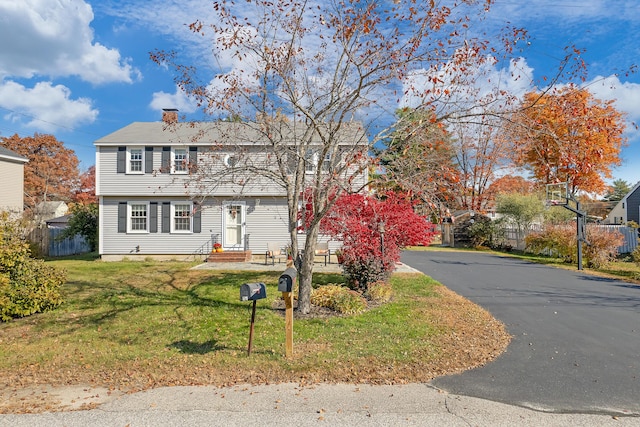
[401,250,640,415]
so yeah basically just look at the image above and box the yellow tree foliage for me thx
[510,86,625,194]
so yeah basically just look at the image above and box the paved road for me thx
[402,250,640,415]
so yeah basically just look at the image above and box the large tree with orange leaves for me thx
[0,133,79,211]
[508,86,625,195]
[74,166,96,205]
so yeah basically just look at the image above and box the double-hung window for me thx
[172,202,192,233]
[173,148,188,173]
[129,203,148,232]
[304,149,316,173]
[128,148,144,173]
[322,152,332,172]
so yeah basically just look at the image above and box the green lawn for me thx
[0,256,509,391]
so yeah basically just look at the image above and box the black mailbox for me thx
[240,282,267,301]
[278,267,297,292]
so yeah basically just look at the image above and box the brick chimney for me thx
[162,108,178,123]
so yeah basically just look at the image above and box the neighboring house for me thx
[0,146,28,214]
[604,181,640,225]
[94,111,367,261]
[34,201,69,224]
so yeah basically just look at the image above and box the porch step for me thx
[206,250,252,263]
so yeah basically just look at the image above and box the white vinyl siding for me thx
[0,159,25,212]
[98,147,286,197]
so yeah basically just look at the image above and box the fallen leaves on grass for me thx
[0,285,510,413]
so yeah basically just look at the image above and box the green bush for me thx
[0,213,66,321]
[311,284,367,315]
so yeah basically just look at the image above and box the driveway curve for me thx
[401,250,640,415]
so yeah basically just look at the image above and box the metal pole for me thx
[576,201,583,271]
[247,300,257,356]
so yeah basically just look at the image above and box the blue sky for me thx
[1,0,639,187]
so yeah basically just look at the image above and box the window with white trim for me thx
[129,202,149,232]
[304,149,316,173]
[172,202,192,233]
[322,152,332,172]
[128,148,144,173]
[172,148,188,173]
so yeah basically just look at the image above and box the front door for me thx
[223,202,245,249]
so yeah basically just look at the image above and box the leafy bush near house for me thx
[525,223,624,268]
[0,213,66,321]
[340,255,391,293]
[525,224,575,262]
[365,280,394,303]
[583,227,625,269]
[56,203,99,251]
[631,246,640,266]
[311,284,367,315]
[320,192,436,292]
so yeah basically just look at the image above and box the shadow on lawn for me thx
[47,269,284,334]
[170,339,224,354]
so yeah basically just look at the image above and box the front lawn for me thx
[0,256,509,412]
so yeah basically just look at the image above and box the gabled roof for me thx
[605,180,640,218]
[35,201,68,215]
[0,146,28,163]
[46,214,72,226]
[94,121,366,146]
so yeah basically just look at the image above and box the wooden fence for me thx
[27,226,91,257]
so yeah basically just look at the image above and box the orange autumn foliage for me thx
[0,133,79,210]
[510,86,625,194]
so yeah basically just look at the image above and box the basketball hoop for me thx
[545,182,569,208]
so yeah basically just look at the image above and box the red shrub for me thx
[320,192,436,290]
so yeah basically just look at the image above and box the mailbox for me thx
[240,282,267,301]
[278,267,297,292]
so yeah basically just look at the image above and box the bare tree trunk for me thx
[297,224,319,314]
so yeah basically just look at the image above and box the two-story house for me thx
[94,111,368,261]
[604,180,640,225]
[0,146,28,214]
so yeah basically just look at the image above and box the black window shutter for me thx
[162,147,171,173]
[162,202,171,233]
[193,202,201,233]
[118,202,127,233]
[150,202,158,233]
[145,147,154,173]
[117,147,126,173]
[189,146,198,172]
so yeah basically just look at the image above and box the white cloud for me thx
[400,55,537,115]
[0,0,137,84]
[150,86,198,114]
[0,80,98,132]
[587,75,640,124]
